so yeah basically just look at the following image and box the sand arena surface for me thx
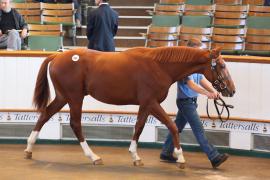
[0,144,269,180]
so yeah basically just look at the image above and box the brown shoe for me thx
[211,153,229,168]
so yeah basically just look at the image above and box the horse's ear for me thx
[210,47,222,59]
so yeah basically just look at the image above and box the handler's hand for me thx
[206,91,219,99]
[213,90,220,99]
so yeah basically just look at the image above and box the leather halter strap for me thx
[206,97,234,122]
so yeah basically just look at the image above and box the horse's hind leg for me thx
[68,98,103,165]
[129,105,150,166]
[25,96,67,159]
[150,102,185,169]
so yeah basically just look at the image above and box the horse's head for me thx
[204,47,235,97]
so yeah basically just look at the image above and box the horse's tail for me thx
[33,53,57,112]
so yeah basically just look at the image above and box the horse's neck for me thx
[161,62,206,83]
[153,47,208,82]
[152,47,198,63]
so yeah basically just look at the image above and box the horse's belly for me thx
[88,83,138,105]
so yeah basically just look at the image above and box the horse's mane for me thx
[146,46,207,63]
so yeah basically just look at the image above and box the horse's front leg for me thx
[151,102,185,169]
[68,99,103,165]
[129,105,149,166]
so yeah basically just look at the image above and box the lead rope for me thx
[206,97,234,123]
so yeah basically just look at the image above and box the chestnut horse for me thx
[24,46,235,168]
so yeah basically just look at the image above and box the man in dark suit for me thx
[265,0,270,6]
[86,0,118,51]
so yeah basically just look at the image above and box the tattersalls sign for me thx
[0,111,269,134]
[0,112,161,125]
[198,119,262,133]
[219,121,259,131]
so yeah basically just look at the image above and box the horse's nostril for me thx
[230,90,235,97]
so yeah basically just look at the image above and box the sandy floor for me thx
[0,144,269,180]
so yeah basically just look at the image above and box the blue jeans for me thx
[161,98,220,161]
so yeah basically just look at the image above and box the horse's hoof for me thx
[177,162,185,169]
[24,151,32,159]
[93,158,103,165]
[133,160,144,166]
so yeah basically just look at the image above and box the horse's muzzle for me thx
[229,90,235,97]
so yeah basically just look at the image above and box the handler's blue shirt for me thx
[177,73,203,99]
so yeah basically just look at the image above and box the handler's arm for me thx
[200,77,219,98]
[187,79,218,99]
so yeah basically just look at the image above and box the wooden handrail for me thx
[0,50,59,57]
[222,55,270,64]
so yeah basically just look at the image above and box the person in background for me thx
[64,0,82,28]
[73,0,82,27]
[86,0,118,51]
[160,38,229,169]
[264,0,270,6]
[0,0,27,50]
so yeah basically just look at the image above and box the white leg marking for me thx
[24,131,39,152]
[80,140,100,161]
[174,147,185,163]
[128,140,141,161]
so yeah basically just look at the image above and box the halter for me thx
[208,55,234,122]
[210,57,231,96]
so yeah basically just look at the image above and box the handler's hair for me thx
[187,38,202,48]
